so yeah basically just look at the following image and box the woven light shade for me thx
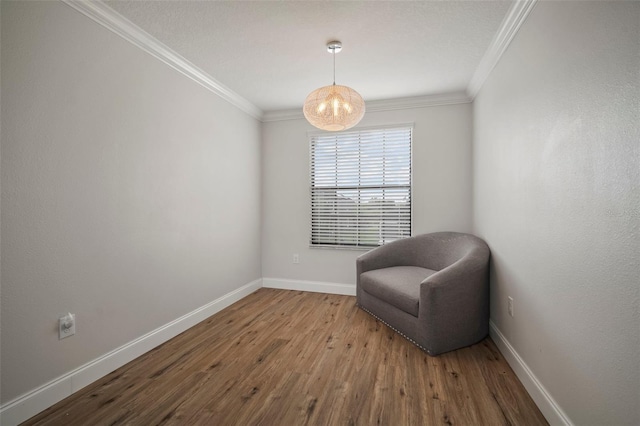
[303,84,365,131]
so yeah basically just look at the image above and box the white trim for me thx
[0,279,263,426]
[262,277,356,296]
[489,321,573,426]
[61,0,263,120]
[467,0,538,99]
[367,92,471,112]
[59,0,536,120]
[261,108,305,123]
[262,92,471,122]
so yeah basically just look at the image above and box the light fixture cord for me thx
[332,47,336,85]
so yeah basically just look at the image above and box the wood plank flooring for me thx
[22,289,548,425]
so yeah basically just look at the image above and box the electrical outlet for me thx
[507,297,514,317]
[293,254,300,264]
[59,313,76,339]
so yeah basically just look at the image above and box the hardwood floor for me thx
[23,289,547,425]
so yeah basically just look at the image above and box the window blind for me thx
[310,126,412,248]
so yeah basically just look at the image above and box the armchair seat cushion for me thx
[360,266,437,317]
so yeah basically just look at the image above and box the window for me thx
[310,126,412,248]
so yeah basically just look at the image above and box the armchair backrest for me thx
[402,232,489,271]
[356,232,490,276]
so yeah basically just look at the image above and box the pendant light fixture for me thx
[303,41,365,131]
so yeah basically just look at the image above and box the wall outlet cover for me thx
[59,313,76,339]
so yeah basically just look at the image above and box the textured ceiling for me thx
[104,1,513,112]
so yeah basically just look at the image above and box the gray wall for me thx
[473,2,639,424]
[1,1,261,403]
[262,104,473,285]
[4,1,639,424]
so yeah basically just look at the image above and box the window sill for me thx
[309,244,375,251]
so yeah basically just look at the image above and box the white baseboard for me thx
[489,321,573,426]
[12,280,568,426]
[262,277,356,296]
[0,279,263,426]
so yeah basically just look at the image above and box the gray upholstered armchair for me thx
[356,232,490,356]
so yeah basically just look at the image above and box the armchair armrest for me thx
[418,250,490,354]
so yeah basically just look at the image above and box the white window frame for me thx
[309,124,413,249]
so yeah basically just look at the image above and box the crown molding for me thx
[366,92,472,112]
[62,0,264,120]
[62,0,535,122]
[467,0,538,99]
[262,92,472,123]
